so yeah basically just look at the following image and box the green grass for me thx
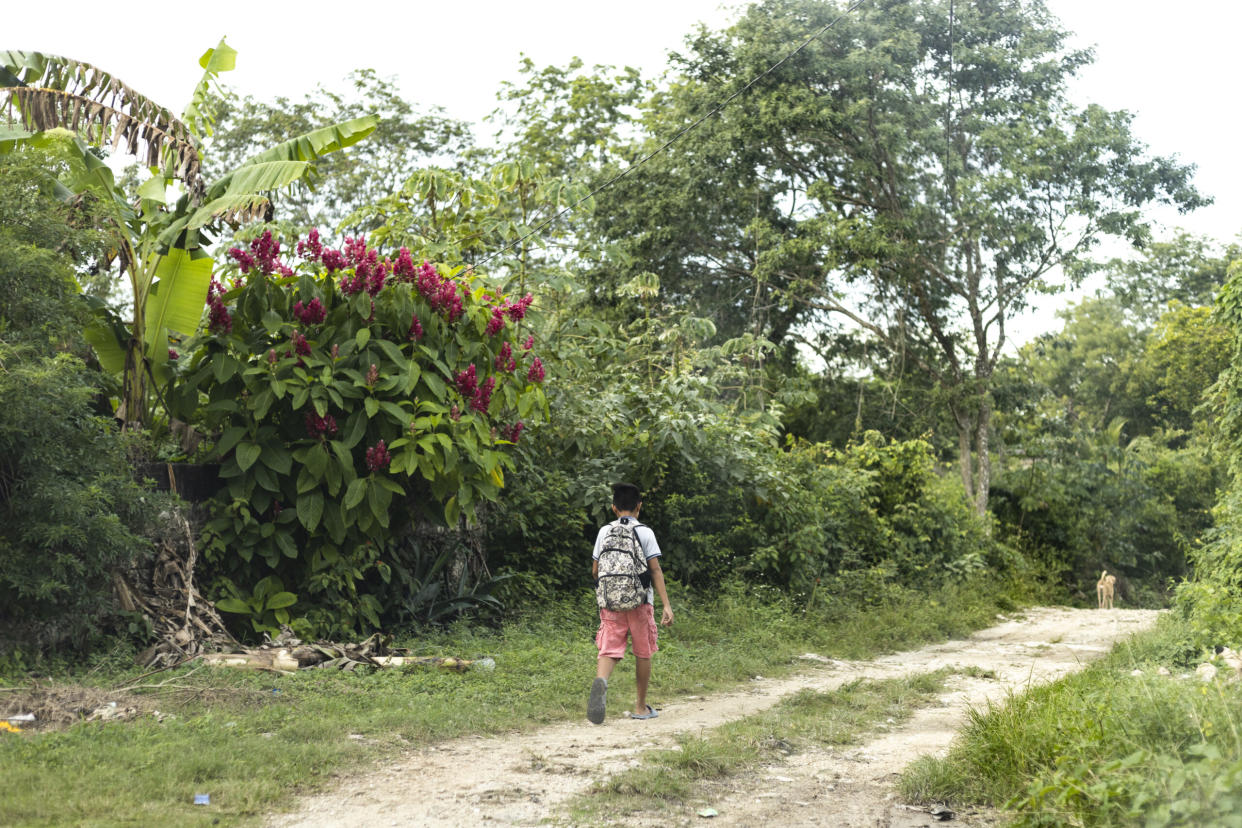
[568,669,957,824]
[899,613,1242,827]
[0,576,1026,827]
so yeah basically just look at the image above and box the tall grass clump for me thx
[900,615,1242,826]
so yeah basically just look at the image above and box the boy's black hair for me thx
[612,483,642,512]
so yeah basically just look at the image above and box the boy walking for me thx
[588,483,674,724]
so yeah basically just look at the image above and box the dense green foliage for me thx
[0,153,165,654]
[177,231,546,636]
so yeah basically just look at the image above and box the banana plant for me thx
[0,42,378,427]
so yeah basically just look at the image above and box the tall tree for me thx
[590,0,1205,514]
[204,70,474,233]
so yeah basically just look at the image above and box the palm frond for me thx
[0,51,203,198]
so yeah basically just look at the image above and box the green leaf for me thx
[236,441,262,472]
[296,466,319,494]
[343,477,367,511]
[343,411,367,449]
[215,598,252,615]
[380,401,411,427]
[136,175,169,205]
[144,249,213,352]
[265,592,297,610]
[365,397,379,419]
[375,338,407,366]
[182,37,237,139]
[305,444,328,478]
[262,309,283,333]
[259,442,293,475]
[420,372,447,401]
[83,316,127,374]
[355,328,371,349]
[297,490,324,532]
[275,531,297,559]
[211,115,379,194]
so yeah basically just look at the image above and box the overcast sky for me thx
[8,0,1240,339]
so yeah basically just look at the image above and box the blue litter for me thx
[193,794,210,805]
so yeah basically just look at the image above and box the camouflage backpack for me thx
[595,521,649,611]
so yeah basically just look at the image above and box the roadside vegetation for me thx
[1,578,1021,827]
[0,1,1236,825]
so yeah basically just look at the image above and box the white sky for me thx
[7,0,1241,341]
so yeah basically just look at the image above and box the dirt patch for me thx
[268,607,1160,827]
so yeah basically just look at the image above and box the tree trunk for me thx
[973,397,992,518]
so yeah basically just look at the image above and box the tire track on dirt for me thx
[268,607,1159,827]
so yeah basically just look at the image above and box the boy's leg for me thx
[634,656,651,715]
[591,610,628,724]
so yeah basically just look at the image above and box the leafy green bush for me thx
[0,348,163,653]
[177,230,547,637]
[992,419,1216,600]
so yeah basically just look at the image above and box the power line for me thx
[470,0,873,273]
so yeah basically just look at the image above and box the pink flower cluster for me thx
[392,247,418,282]
[501,421,525,443]
[227,230,293,277]
[415,261,464,321]
[527,357,545,384]
[305,412,338,439]
[408,313,424,341]
[455,364,478,398]
[365,439,391,472]
[523,334,534,350]
[486,306,506,336]
[472,376,495,413]
[365,364,379,386]
[293,297,326,326]
[336,236,389,296]
[454,364,495,413]
[321,249,347,272]
[494,341,516,372]
[297,227,323,261]
[291,331,311,357]
[206,280,232,333]
[483,293,534,337]
[504,293,534,321]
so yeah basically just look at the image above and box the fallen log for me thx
[199,644,494,674]
[201,649,299,675]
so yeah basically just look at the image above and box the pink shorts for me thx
[596,603,658,659]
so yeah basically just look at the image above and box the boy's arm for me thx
[592,559,599,580]
[647,557,674,626]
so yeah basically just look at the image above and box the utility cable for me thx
[469,0,873,273]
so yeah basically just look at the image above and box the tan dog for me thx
[1096,570,1116,609]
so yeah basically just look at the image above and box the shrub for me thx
[0,348,161,653]
[176,230,547,637]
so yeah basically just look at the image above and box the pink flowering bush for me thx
[176,229,546,635]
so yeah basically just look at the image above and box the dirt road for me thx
[269,607,1159,827]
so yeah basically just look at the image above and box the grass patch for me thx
[0,575,1026,827]
[899,613,1242,826]
[569,669,956,823]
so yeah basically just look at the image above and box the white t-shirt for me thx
[593,516,661,605]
